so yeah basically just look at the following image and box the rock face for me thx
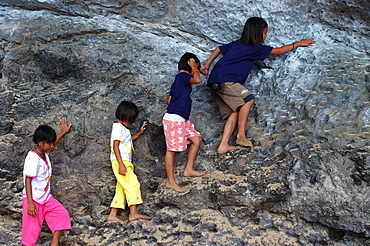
[0,0,369,245]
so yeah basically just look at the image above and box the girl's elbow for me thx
[193,78,201,84]
[270,49,281,55]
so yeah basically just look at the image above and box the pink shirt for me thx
[22,149,52,204]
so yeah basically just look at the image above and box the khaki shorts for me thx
[211,82,255,119]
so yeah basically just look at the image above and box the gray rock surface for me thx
[0,0,369,245]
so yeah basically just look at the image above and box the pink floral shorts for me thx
[163,119,201,152]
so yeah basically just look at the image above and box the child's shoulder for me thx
[112,122,130,133]
[176,71,190,76]
[112,122,123,130]
[24,149,43,165]
[175,71,192,80]
[26,149,38,158]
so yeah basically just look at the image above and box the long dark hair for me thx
[240,17,268,45]
[178,53,200,73]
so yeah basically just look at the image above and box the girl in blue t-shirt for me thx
[201,17,315,155]
[162,53,206,193]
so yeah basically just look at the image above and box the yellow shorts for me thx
[110,159,143,209]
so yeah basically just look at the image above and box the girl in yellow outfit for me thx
[107,101,150,222]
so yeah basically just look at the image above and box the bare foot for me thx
[107,215,123,222]
[129,213,151,222]
[166,181,188,193]
[184,169,206,177]
[236,137,253,147]
[217,145,236,155]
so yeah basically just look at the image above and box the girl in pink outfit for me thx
[22,119,72,246]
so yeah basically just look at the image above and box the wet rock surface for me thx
[0,0,369,245]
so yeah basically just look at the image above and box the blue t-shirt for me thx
[166,72,193,120]
[207,41,273,85]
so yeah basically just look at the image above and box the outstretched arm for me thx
[55,118,72,145]
[132,121,147,140]
[270,38,316,55]
[200,47,221,79]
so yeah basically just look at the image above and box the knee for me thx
[191,136,202,146]
[165,150,176,158]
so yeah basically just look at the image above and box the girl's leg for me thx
[43,197,71,244]
[184,136,206,177]
[236,99,254,147]
[128,204,150,221]
[108,207,123,221]
[107,160,127,221]
[22,198,43,246]
[218,112,238,154]
[51,230,62,246]
[164,150,187,192]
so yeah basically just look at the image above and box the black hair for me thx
[115,101,139,124]
[178,52,200,73]
[240,17,268,45]
[33,125,57,144]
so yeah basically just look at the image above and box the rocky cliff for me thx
[0,0,369,245]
